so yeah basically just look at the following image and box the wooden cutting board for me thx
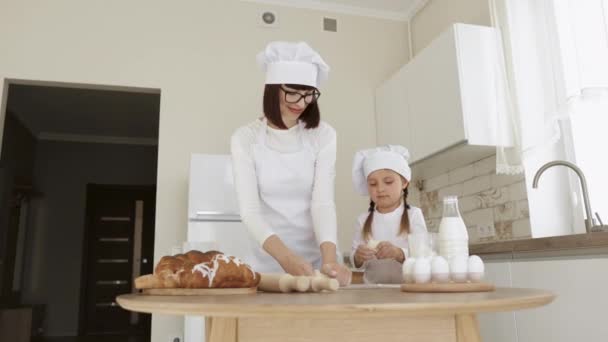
[141,287,257,295]
[400,282,495,293]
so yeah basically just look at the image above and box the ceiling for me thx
[242,0,426,20]
[327,0,419,12]
[6,83,160,144]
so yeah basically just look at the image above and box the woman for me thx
[231,41,351,285]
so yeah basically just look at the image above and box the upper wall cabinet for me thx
[375,24,511,177]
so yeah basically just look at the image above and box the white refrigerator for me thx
[184,153,255,342]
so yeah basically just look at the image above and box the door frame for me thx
[77,183,156,336]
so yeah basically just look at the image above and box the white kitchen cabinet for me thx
[403,25,465,162]
[375,66,413,157]
[478,256,608,342]
[375,23,510,176]
[510,257,608,342]
[478,260,517,342]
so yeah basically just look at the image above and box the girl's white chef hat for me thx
[352,145,412,195]
[256,41,330,88]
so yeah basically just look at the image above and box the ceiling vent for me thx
[324,18,337,32]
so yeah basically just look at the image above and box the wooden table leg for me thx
[205,317,212,342]
[207,317,238,342]
[456,314,482,342]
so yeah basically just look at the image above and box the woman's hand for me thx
[264,235,314,276]
[321,263,352,286]
[354,244,377,268]
[376,241,405,263]
[279,253,314,276]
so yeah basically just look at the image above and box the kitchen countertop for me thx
[343,232,608,265]
[117,287,555,342]
[469,231,608,257]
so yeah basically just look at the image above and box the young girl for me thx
[350,145,428,283]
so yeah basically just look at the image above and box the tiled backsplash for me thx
[409,155,532,243]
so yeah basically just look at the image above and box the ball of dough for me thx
[367,239,380,250]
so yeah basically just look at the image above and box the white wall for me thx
[413,155,531,243]
[23,141,157,336]
[0,1,409,340]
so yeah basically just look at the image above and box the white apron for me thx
[249,119,322,273]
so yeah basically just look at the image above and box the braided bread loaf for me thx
[134,250,260,289]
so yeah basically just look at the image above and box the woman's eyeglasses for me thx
[280,85,321,105]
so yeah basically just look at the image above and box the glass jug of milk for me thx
[438,196,469,260]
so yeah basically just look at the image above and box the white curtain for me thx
[561,0,608,222]
[490,0,573,174]
[491,0,608,221]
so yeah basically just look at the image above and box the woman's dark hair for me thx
[362,185,411,241]
[263,84,320,129]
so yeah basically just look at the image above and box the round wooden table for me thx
[117,287,555,342]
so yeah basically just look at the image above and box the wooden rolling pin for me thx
[310,270,339,292]
[258,273,310,293]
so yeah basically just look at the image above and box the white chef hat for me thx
[352,145,412,195]
[256,41,330,88]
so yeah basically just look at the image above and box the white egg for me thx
[469,272,484,282]
[467,255,484,272]
[431,256,450,283]
[449,255,469,283]
[402,258,416,283]
[468,255,485,282]
[414,257,432,284]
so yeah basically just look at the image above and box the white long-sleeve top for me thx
[230,118,338,247]
[350,203,427,270]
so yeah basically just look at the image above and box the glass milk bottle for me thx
[438,196,469,260]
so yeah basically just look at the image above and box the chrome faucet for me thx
[532,160,598,233]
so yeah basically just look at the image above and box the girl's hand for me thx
[354,244,377,268]
[280,253,314,276]
[376,241,405,263]
[321,263,352,286]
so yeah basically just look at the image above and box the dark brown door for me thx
[0,168,16,303]
[79,184,155,337]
